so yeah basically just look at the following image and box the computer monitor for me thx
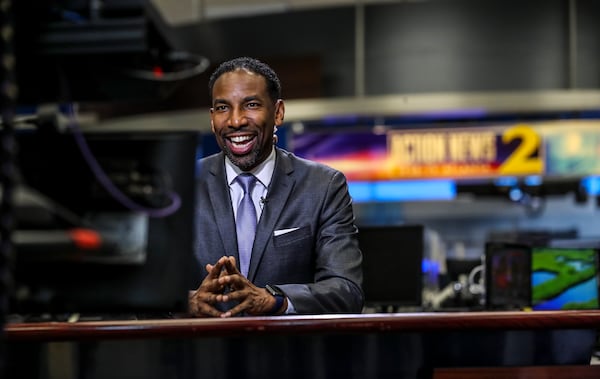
[10,129,201,317]
[531,247,599,310]
[358,225,424,309]
[484,241,531,310]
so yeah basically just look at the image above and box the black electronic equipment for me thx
[13,0,209,105]
[10,129,201,317]
[358,225,424,310]
[484,241,531,310]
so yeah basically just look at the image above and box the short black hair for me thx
[208,57,282,103]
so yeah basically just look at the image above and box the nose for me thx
[230,108,248,128]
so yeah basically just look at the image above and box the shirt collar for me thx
[225,147,276,189]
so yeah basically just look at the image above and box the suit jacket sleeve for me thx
[271,157,364,314]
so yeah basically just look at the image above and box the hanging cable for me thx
[64,103,182,218]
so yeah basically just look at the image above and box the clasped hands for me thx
[188,256,283,318]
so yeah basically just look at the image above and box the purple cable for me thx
[65,104,181,218]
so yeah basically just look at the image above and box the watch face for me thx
[266,285,284,297]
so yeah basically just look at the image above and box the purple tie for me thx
[235,174,258,277]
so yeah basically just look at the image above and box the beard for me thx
[223,143,261,171]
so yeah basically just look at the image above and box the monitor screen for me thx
[484,242,531,310]
[358,225,423,308]
[531,247,599,310]
[10,129,201,317]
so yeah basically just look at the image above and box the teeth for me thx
[231,135,253,143]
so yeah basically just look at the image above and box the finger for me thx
[217,256,231,266]
[223,257,240,275]
[206,264,220,279]
[189,294,224,318]
[219,269,229,278]
[207,258,227,279]
[218,273,248,292]
[197,272,228,297]
[191,303,224,318]
[227,255,237,267]
[217,271,242,289]
[203,277,227,294]
[216,288,244,303]
[219,302,247,318]
[218,274,233,286]
[220,271,255,292]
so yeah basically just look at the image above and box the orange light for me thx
[152,66,164,78]
[69,228,102,250]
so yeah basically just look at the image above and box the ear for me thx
[209,108,216,133]
[274,99,285,126]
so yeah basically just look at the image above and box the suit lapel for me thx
[205,153,239,262]
[247,149,295,281]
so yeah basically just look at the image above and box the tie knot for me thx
[236,173,257,194]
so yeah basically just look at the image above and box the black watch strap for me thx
[265,285,285,315]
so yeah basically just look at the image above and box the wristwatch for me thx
[265,284,285,315]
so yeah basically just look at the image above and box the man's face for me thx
[210,68,284,171]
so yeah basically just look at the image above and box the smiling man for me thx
[188,57,363,317]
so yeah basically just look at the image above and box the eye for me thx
[214,104,229,112]
[247,102,260,109]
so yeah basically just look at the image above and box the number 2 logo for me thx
[498,125,543,175]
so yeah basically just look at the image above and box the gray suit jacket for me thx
[194,147,364,314]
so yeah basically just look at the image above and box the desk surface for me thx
[6,311,600,379]
[6,310,600,341]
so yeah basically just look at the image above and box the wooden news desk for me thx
[5,311,600,379]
